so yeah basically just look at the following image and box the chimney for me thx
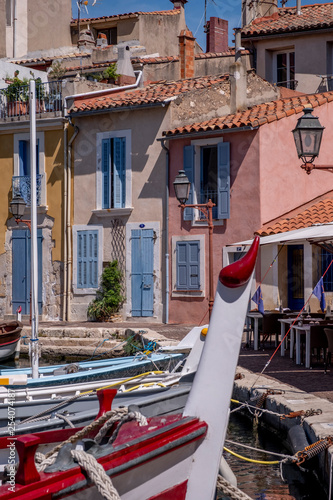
[241,0,278,27]
[229,31,247,114]
[179,30,195,79]
[297,0,302,15]
[117,44,136,85]
[170,0,188,9]
[206,17,228,53]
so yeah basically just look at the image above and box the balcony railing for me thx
[275,80,298,90]
[12,175,43,206]
[199,189,218,219]
[0,81,63,120]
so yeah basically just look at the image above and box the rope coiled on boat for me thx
[216,475,253,500]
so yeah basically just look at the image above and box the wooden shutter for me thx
[77,230,99,288]
[176,240,200,290]
[113,137,126,208]
[19,140,29,176]
[183,145,195,221]
[102,139,110,209]
[217,142,230,219]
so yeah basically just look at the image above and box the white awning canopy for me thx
[230,223,333,247]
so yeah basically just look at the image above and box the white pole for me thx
[30,80,39,379]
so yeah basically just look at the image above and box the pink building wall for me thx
[168,103,333,324]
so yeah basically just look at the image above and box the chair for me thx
[260,312,284,347]
[324,328,333,373]
[299,325,328,367]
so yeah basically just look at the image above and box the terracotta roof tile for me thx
[71,9,180,25]
[70,74,229,113]
[242,3,333,37]
[163,91,333,137]
[256,199,333,236]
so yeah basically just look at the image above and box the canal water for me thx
[223,411,327,500]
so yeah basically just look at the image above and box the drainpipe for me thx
[63,70,143,116]
[161,138,170,324]
[12,0,17,58]
[63,122,68,320]
[297,0,302,15]
[65,117,79,321]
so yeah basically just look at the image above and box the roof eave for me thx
[69,101,167,117]
[159,125,257,141]
[242,25,333,41]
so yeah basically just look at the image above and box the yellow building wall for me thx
[44,129,64,263]
[0,134,14,254]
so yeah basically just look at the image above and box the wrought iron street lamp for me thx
[10,194,31,232]
[292,106,330,174]
[173,170,216,319]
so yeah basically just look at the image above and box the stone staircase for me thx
[19,325,178,361]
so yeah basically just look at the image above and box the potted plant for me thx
[102,63,120,84]
[4,71,29,116]
[87,260,125,322]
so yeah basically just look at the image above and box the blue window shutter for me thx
[183,145,195,221]
[77,230,99,288]
[102,139,110,209]
[113,137,126,208]
[217,142,230,219]
[176,240,200,290]
[19,140,30,176]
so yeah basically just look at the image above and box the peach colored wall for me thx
[168,130,262,325]
[259,103,333,224]
[168,103,333,324]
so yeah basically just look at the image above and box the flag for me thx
[252,286,264,315]
[313,277,326,312]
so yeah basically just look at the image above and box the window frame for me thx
[13,132,46,207]
[273,49,295,88]
[171,234,205,297]
[190,137,229,225]
[95,130,132,214]
[72,225,103,295]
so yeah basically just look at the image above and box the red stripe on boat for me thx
[148,481,188,500]
[219,236,259,288]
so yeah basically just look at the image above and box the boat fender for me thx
[219,456,237,487]
[288,425,310,456]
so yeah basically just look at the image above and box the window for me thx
[176,240,200,290]
[73,225,103,293]
[171,235,205,297]
[96,130,131,211]
[183,139,230,222]
[320,249,333,292]
[97,28,117,45]
[77,230,99,289]
[13,133,45,207]
[274,50,295,89]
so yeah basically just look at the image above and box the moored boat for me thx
[0,321,22,362]
[0,236,259,500]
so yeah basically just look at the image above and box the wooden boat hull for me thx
[0,321,22,362]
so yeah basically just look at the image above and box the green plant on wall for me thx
[48,60,67,80]
[87,260,125,321]
[102,63,120,82]
[4,71,29,102]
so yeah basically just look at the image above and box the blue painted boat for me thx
[0,352,184,388]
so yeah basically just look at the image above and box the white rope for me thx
[71,449,121,500]
[216,474,253,500]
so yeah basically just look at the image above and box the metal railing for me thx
[12,175,43,206]
[275,79,298,90]
[199,189,218,219]
[0,81,63,120]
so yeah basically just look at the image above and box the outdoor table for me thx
[292,320,328,368]
[246,311,262,350]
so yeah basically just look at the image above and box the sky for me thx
[71,0,331,51]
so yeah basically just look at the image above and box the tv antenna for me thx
[204,0,218,33]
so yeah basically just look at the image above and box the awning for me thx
[230,223,333,249]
